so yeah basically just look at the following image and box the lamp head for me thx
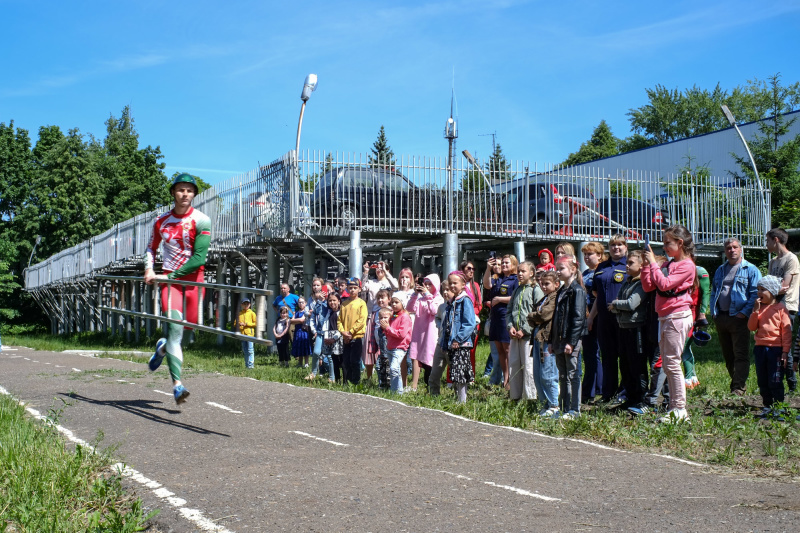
[301,74,318,102]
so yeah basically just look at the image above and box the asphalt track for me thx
[2,345,799,532]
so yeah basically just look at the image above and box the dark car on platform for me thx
[598,197,669,238]
[309,166,443,229]
[503,181,600,235]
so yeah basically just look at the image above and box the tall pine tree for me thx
[368,125,396,168]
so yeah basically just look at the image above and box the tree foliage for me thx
[368,126,395,168]
[625,78,800,147]
[0,107,171,328]
[728,75,800,228]
[562,120,620,166]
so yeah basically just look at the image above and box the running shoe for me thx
[657,408,689,423]
[174,384,190,404]
[149,338,167,371]
[755,407,772,419]
[539,407,559,417]
[691,376,700,388]
[627,403,651,416]
[560,411,578,420]
[684,378,694,390]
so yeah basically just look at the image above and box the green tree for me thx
[729,74,800,228]
[624,77,800,149]
[99,106,170,224]
[368,126,396,168]
[562,120,620,166]
[487,143,511,183]
[32,128,108,257]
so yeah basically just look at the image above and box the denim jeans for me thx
[241,341,254,368]
[754,345,785,407]
[532,340,559,409]
[390,349,407,393]
[488,341,503,385]
[311,336,323,376]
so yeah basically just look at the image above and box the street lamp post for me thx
[720,104,770,233]
[28,235,41,268]
[295,74,318,156]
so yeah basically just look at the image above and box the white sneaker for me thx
[303,364,309,368]
[539,407,559,417]
[691,376,700,387]
[684,378,694,389]
[657,408,689,423]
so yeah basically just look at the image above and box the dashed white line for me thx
[0,385,233,533]
[72,368,81,372]
[290,430,349,447]
[55,365,64,368]
[24,357,30,360]
[440,471,560,502]
[8,355,23,359]
[153,390,172,397]
[205,402,242,414]
[2,348,19,351]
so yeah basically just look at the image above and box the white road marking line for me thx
[43,362,51,365]
[72,368,81,372]
[55,365,64,367]
[323,387,706,467]
[290,430,348,447]
[8,355,23,359]
[5,348,19,352]
[0,385,233,533]
[94,375,103,378]
[117,379,128,382]
[483,481,561,501]
[153,390,172,397]
[439,471,560,502]
[205,402,242,414]
[32,360,39,363]
[24,357,30,360]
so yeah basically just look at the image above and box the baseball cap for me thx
[241,297,251,303]
[347,277,361,287]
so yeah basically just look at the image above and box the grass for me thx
[0,393,156,532]
[8,328,800,479]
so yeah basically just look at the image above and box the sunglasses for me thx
[464,266,474,271]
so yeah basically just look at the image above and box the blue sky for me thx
[2,0,800,185]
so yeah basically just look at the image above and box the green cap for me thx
[171,173,198,193]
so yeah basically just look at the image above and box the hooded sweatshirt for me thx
[406,273,444,366]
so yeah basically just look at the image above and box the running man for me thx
[145,173,211,404]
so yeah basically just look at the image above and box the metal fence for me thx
[294,151,770,246]
[25,149,769,290]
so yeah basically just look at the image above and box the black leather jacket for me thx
[549,279,587,348]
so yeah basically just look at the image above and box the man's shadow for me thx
[60,392,230,437]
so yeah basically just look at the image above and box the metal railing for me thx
[95,275,272,346]
[24,149,770,290]
[294,151,770,246]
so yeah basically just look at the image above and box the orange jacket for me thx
[747,302,792,352]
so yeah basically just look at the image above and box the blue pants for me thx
[488,341,504,385]
[754,345,785,407]
[241,341,254,368]
[390,349,407,393]
[532,340,559,409]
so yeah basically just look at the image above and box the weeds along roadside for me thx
[7,329,800,479]
[0,392,157,532]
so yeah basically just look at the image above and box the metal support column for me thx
[514,241,526,263]
[303,241,315,299]
[266,247,279,350]
[349,230,362,277]
[443,233,458,279]
[393,247,403,277]
[216,260,228,346]
[319,256,329,281]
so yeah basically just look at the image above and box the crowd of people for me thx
[262,226,800,423]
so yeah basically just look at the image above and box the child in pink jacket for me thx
[407,273,443,392]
